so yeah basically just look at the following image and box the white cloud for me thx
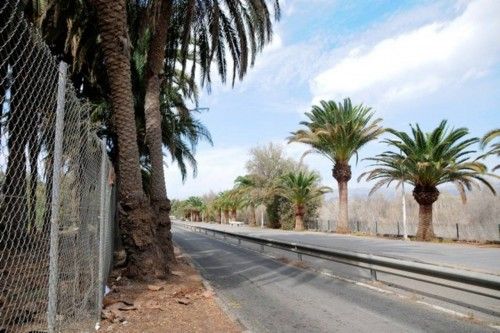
[311,0,500,107]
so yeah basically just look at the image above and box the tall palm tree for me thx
[278,171,331,231]
[93,0,168,278]
[141,0,280,242]
[289,98,384,233]
[480,129,500,171]
[361,120,496,241]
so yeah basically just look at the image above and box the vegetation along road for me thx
[172,225,497,333]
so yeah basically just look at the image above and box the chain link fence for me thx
[1,2,115,332]
[317,192,500,242]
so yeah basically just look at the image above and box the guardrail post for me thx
[397,222,400,237]
[238,238,241,245]
[375,220,378,235]
[260,244,264,252]
[47,61,67,333]
[370,269,377,281]
[456,223,459,240]
[356,221,360,232]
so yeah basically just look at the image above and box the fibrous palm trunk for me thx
[230,208,237,222]
[144,0,174,262]
[223,210,230,224]
[294,205,305,231]
[94,0,167,279]
[413,186,439,241]
[333,161,351,233]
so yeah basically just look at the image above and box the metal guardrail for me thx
[174,222,500,299]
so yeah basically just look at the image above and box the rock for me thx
[171,270,185,277]
[176,297,191,305]
[117,304,137,311]
[147,285,164,291]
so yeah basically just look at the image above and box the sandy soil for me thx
[98,247,242,333]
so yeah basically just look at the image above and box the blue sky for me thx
[165,0,500,199]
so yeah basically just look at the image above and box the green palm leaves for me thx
[289,98,384,163]
[278,171,331,207]
[289,98,384,232]
[361,120,495,240]
[480,128,500,172]
[363,121,495,199]
[278,170,331,231]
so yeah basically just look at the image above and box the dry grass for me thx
[319,189,500,241]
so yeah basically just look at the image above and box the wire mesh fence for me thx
[1,2,115,332]
[317,192,500,242]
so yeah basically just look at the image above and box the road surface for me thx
[177,221,500,274]
[172,225,495,333]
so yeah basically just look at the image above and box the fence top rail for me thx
[173,221,500,291]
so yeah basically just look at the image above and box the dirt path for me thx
[99,247,242,333]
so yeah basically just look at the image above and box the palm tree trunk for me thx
[249,204,257,227]
[231,208,237,221]
[144,0,174,262]
[416,204,435,240]
[333,162,351,233]
[294,205,305,231]
[413,186,439,241]
[94,0,168,279]
[223,210,229,224]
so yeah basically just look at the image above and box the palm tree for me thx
[213,191,232,224]
[361,120,496,241]
[289,98,384,233]
[184,196,204,221]
[278,171,331,231]
[227,189,245,222]
[234,175,262,226]
[480,129,500,171]
[93,0,168,278]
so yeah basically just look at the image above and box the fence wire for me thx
[318,193,500,242]
[0,2,114,332]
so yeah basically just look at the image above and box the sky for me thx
[165,0,500,199]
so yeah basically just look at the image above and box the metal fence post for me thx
[456,223,459,240]
[97,139,107,318]
[375,220,378,235]
[47,61,67,333]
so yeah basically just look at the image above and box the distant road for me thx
[175,221,500,274]
[172,225,496,333]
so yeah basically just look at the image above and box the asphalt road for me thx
[178,221,500,274]
[172,225,496,333]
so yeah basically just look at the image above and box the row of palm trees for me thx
[289,98,498,241]
[173,168,330,231]
[177,99,498,241]
[14,0,281,277]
